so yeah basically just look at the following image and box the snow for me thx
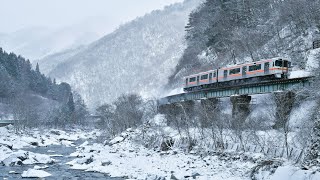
[21,169,51,178]
[164,87,184,97]
[67,127,257,179]
[289,70,311,79]
[0,125,100,167]
[306,48,320,71]
[34,165,49,170]
[67,141,255,179]
[266,166,320,180]
[1,122,318,179]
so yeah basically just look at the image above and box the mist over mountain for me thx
[38,46,87,75]
[0,17,116,61]
[41,0,201,109]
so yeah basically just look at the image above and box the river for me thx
[0,139,124,180]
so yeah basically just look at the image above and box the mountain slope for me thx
[44,0,201,109]
[38,46,87,75]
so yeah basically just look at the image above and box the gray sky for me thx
[0,0,184,33]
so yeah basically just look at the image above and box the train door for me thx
[242,66,247,77]
[223,70,228,80]
[185,78,188,87]
[283,60,289,74]
[197,76,200,85]
[264,62,269,74]
[209,73,213,83]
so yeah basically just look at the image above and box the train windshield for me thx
[275,60,283,67]
[284,61,291,67]
[275,60,290,67]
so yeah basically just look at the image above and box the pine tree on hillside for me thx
[304,109,320,168]
[36,63,40,73]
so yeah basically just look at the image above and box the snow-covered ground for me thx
[1,123,319,179]
[66,123,320,180]
[67,128,256,179]
[289,70,311,79]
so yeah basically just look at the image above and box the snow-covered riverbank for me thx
[1,124,319,180]
[66,127,320,180]
[68,131,254,179]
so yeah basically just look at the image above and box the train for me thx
[183,57,292,92]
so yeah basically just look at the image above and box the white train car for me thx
[218,57,291,82]
[184,57,291,92]
[184,69,218,89]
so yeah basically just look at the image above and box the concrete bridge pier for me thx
[273,91,295,129]
[230,95,252,127]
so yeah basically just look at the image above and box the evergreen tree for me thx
[304,109,320,167]
[73,91,89,125]
[36,63,40,73]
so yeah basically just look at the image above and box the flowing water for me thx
[0,140,123,180]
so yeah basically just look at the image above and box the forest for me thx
[0,48,88,129]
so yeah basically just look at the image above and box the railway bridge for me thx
[159,76,313,126]
[0,120,15,127]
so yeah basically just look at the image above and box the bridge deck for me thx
[0,120,15,127]
[160,77,312,105]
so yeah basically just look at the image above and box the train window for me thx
[229,68,240,75]
[189,77,196,82]
[249,64,262,71]
[275,60,283,67]
[213,72,216,77]
[249,65,255,71]
[201,74,208,80]
[224,70,228,78]
[257,64,261,70]
[186,79,188,85]
[209,73,212,79]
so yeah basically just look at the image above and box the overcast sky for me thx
[0,0,184,33]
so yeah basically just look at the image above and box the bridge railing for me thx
[160,77,312,105]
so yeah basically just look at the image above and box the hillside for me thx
[168,0,320,87]
[41,0,201,109]
[38,46,87,75]
[0,48,80,127]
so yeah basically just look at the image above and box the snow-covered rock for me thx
[34,165,49,170]
[21,169,51,178]
[109,136,125,145]
[0,150,54,166]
